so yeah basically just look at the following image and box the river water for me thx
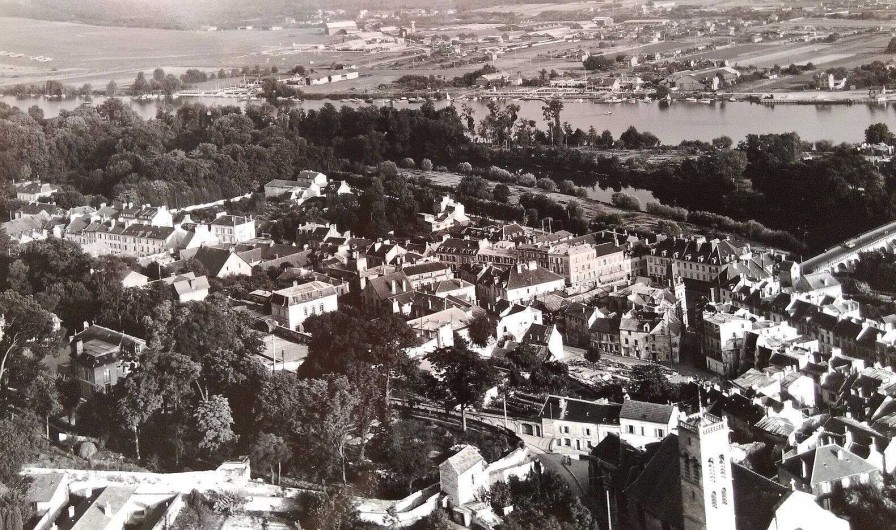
[3,94,894,145]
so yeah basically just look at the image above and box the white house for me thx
[15,181,58,202]
[619,400,678,449]
[270,281,339,330]
[264,171,329,204]
[160,272,210,302]
[538,395,621,452]
[479,262,566,306]
[210,214,256,245]
[439,445,489,507]
[494,302,543,342]
[418,196,470,232]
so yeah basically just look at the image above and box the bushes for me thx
[492,184,511,203]
[646,202,689,221]
[656,219,683,236]
[558,179,577,195]
[400,157,416,169]
[487,165,514,182]
[687,210,802,250]
[378,161,399,178]
[611,192,641,211]
[535,178,557,192]
[457,162,473,174]
[517,172,537,186]
[420,158,433,171]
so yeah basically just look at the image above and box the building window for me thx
[721,488,728,505]
[719,455,726,478]
[711,491,717,509]
[708,458,715,482]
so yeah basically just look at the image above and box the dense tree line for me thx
[0,98,466,210]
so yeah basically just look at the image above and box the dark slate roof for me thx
[523,323,554,345]
[732,463,789,530]
[591,315,621,334]
[539,396,621,425]
[623,434,682,525]
[833,319,863,340]
[192,246,245,276]
[402,261,451,276]
[780,444,877,487]
[620,400,675,424]
[500,264,564,290]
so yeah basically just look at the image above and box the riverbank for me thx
[3,94,888,144]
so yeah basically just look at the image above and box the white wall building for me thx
[270,281,339,330]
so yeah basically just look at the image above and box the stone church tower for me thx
[679,411,736,530]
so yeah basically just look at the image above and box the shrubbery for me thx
[611,192,641,211]
[646,201,689,221]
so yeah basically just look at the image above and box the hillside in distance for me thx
[0,0,577,28]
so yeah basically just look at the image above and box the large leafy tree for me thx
[115,372,162,461]
[426,342,497,431]
[249,433,291,484]
[0,290,57,407]
[193,395,237,456]
[295,375,361,484]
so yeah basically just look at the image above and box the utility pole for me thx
[605,483,613,530]
[503,391,508,429]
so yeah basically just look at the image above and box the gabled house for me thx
[361,271,413,315]
[494,302,543,343]
[778,443,880,497]
[186,246,253,278]
[563,302,603,347]
[161,272,210,302]
[418,196,470,232]
[440,445,488,507]
[522,323,564,360]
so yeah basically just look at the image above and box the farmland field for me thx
[0,17,348,87]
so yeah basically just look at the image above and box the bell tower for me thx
[678,411,736,530]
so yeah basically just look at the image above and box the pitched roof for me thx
[191,246,249,276]
[501,264,564,290]
[403,261,451,276]
[732,463,789,530]
[623,434,682,524]
[781,444,878,486]
[620,400,675,424]
[440,445,484,475]
[172,274,210,296]
[523,323,555,345]
[211,214,252,226]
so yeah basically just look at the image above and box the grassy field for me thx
[0,17,344,87]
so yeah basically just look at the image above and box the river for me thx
[2,94,894,145]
